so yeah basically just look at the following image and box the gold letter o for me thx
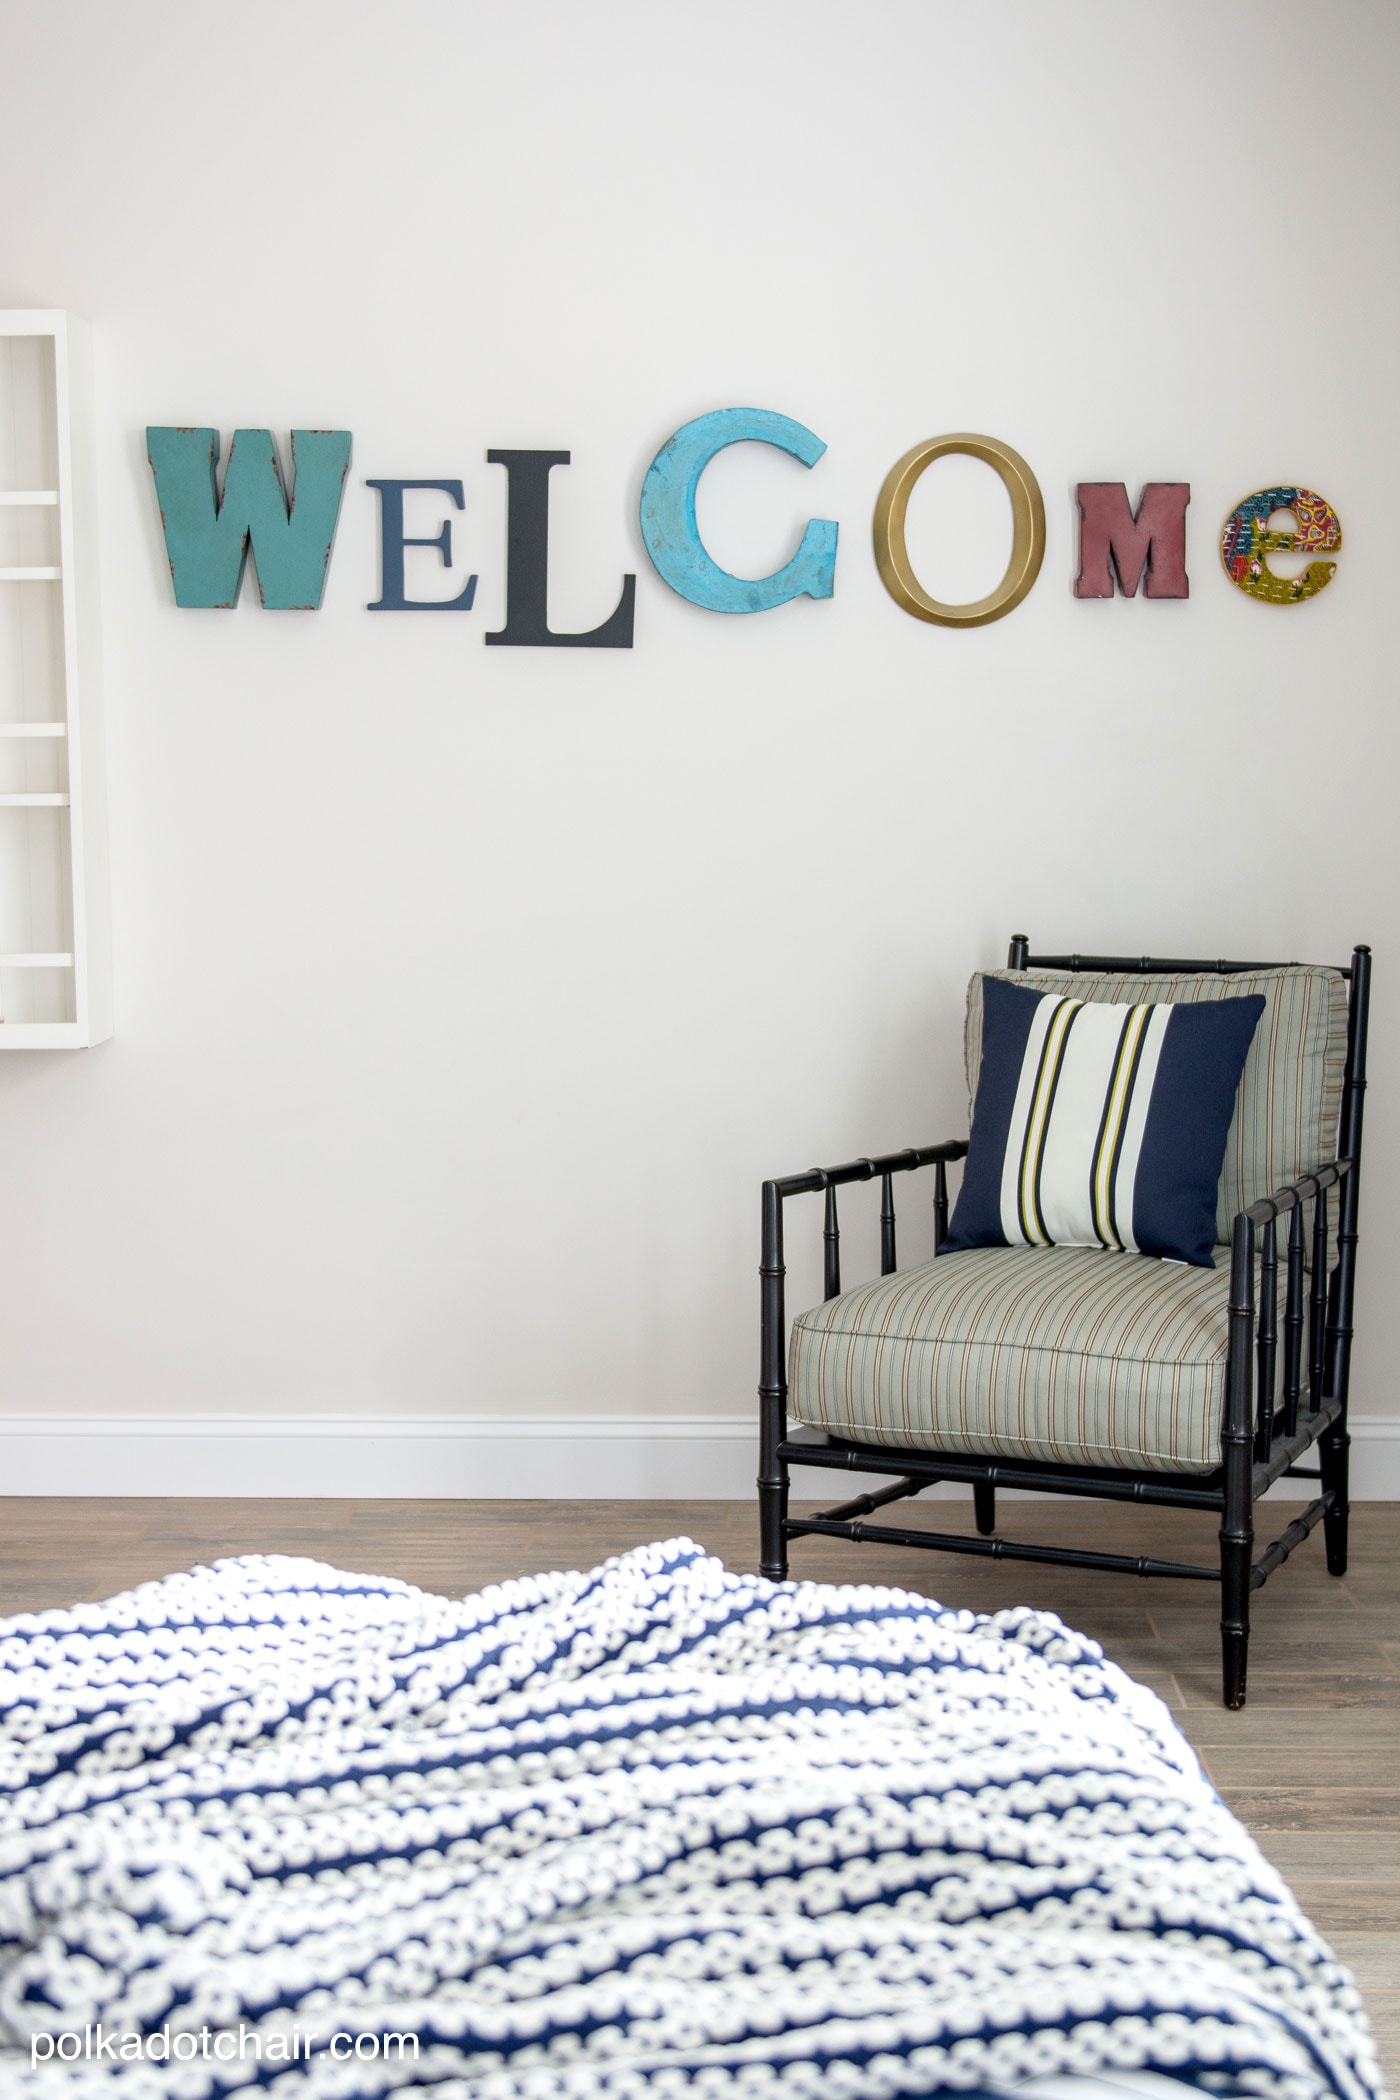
[873,433,1046,627]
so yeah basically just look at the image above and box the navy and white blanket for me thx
[0,1540,1381,2099]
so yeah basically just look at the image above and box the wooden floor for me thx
[2,1495,1396,2080]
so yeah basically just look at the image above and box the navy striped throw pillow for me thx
[944,975,1266,1268]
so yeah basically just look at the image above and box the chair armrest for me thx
[761,1141,968,1417]
[759,1139,969,1510]
[1225,1156,1354,1472]
[766,1139,968,1203]
[1235,1155,1352,1235]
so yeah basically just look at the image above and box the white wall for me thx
[0,1,1396,1492]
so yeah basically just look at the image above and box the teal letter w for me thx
[146,427,352,608]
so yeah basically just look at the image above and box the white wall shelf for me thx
[0,310,111,1046]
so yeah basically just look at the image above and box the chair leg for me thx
[758,1179,791,1582]
[1220,1225,1255,1709]
[1220,1584,1249,1706]
[1321,1421,1351,1576]
[1219,1415,1253,1706]
[973,1482,996,1535]
[1219,1506,1253,1709]
[759,1447,789,1581]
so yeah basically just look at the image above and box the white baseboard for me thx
[0,1415,754,1499]
[0,1413,1397,1499]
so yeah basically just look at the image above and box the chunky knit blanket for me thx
[0,1540,1381,2099]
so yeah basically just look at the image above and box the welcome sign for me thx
[146,408,1343,637]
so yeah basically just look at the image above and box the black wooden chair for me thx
[758,939,1371,1707]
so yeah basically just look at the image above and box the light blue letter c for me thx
[639,408,838,613]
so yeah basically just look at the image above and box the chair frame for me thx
[758,937,1371,1708]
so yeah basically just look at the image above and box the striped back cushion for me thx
[945,976,1263,1267]
[965,965,1349,1244]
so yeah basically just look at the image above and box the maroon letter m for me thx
[1075,482,1189,599]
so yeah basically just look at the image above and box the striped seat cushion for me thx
[790,1244,1249,1473]
[965,965,1349,1244]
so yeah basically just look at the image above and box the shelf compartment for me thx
[0,1022,84,1044]
[0,728,67,800]
[0,333,58,490]
[0,312,110,1045]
